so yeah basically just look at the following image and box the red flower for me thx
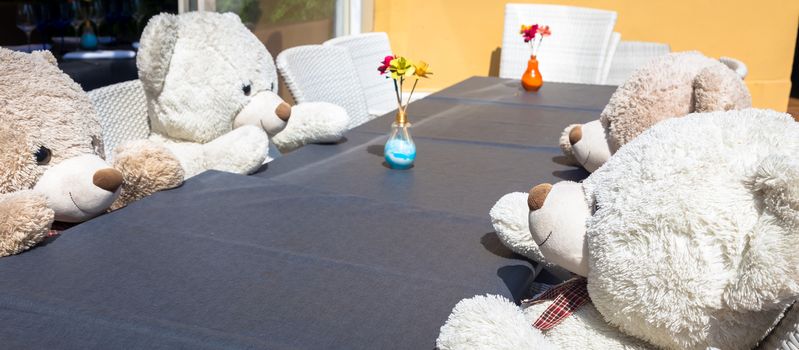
[521,24,539,43]
[378,55,396,75]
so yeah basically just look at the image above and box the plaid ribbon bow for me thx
[521,277,591,331]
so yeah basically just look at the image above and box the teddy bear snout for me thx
[569,125,582,145]
[276,102,292,121]
[528,183,553,211]
[92,168,123,192]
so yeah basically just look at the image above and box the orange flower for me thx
[537,25,551,37]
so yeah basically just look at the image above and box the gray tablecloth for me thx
[0,77,614,349]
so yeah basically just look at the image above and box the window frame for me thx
[178,0,372,36]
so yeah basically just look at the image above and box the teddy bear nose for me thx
[275,102,292,121]
[569,125,582,145]
[528,183,553,211]
[93,168,123,192]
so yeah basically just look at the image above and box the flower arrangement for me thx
[378,55,432,118]
[520,24,551,56]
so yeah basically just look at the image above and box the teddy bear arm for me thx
[271,102,349,153]
[110,139,185,210]
[202,125,270,175]
[0,191,54,257]
[437,294,558,350]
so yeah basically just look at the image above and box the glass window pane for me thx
[216,0,336,54]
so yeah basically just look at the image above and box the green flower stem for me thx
[393,78,402,108]
[403,78,419,115]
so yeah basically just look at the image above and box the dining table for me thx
[0,76,615,349]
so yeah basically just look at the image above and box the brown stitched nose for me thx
[569,125,582,145]
[275,102,292,121]
[528,183,553,211]
[93,168,123,192]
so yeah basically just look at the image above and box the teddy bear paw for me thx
[437,294,558,350]
[0,190,55,257]
[111,139,185,210]
[272,102,349,153]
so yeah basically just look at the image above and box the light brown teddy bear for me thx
[0,48,183,257]
[560,51,751,172]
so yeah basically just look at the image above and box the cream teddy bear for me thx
[438,109,799,349]
[561,51,751,172]
[135,12,349,178]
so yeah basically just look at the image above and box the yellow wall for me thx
[374,0,799,111]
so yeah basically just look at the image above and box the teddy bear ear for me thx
[221,11,244,24]
[692,63,752,113]
[137,13,180,98]
[30,50,57,66]
[750,154,799,227]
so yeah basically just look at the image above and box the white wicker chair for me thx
[758,303,799,349]
[604,41,671,86]
[325,32,397,117]
[88,79,150,160]
[598,32,621,85]
[500,4,617,84]
[276,45,372,129]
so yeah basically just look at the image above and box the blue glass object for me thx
[384,111,416,170]
[80,21,97,50]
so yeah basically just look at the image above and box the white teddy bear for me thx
[136,12,349,178]
[438,109,799,349]
[492,52,751,266]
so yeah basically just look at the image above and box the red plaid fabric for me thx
[522,277,590,331]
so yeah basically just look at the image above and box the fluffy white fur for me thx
[438,295,556,350]
[582,109,799,349]
[442,109,799,350]
[135,12,349,179]
[438,295,650,349]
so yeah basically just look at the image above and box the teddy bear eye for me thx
[270,82,275,91]
[34,146,52,165]
[242,83,252,96]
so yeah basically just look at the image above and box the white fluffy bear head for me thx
[528,109,799,349]
[561,51,752,172]
[138,12,290,143]
[0,48,122,223]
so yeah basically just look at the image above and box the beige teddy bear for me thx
[0,48,182,257]
[560,51,751,172]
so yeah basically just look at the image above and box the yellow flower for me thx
[520,24,531,34]
[413,61,433,78]
[389,56,415,80]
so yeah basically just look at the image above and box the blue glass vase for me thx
[80,21,98,50]
[384,111,416,170]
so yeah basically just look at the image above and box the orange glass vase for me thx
[521,55,543,92]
